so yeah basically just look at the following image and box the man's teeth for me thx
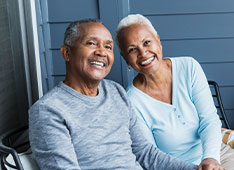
[90,61,104,67]
[140,57,154,65]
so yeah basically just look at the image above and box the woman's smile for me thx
[139,55,155,66]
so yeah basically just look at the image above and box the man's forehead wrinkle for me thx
[80,35,113,44]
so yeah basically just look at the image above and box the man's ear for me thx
[60,45,71,62]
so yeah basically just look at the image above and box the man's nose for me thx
[94,46,107,57]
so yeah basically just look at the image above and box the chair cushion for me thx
[222,128,234,149]
[6,150,40,170]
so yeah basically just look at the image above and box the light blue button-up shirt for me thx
[126,57,222,165]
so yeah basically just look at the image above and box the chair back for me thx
[0,126,39,170]
[208,81,230,129]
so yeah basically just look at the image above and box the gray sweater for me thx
[29,80,197,170]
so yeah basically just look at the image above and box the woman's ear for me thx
[156,34,162,49]
[120,52,130,65]
[157,34,160,41]
[60,45,71,62]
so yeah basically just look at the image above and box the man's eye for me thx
[87,41,95,45]
[105,45,112,50]
[144,40,151,46]
[128,48,136,54]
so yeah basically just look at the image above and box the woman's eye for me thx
[144,40,151,46]
[128,48,136,54]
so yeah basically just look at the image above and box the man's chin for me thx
[89,73,108,82]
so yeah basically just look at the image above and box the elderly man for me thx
[29,19,197,170]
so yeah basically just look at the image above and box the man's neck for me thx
[64,76,100,97]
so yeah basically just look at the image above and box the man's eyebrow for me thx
[85,36,98,40]
[84,37,113,44]
[89,37,113,44]
[106,40,113,44]
[127,44,136,48]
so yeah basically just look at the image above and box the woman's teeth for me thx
[140,56,154,66]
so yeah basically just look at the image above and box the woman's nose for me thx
[138,47,147,57]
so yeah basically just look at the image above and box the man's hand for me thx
[197,158,225,170]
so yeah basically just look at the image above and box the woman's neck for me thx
[133,59,173,104]
[134,59,172,91]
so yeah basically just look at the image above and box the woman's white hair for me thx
[115,14,157,50]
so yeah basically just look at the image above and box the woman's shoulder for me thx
[170,56,200,71]
[126,83,148,106]
[170,56,197,64]
[126,83,139,96]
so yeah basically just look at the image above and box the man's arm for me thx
[129,104,198,170]
[29,102,81,170]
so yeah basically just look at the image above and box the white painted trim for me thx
[29,0,43,98]
[18,0,33,106]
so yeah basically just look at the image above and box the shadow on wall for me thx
[0,0,29,134]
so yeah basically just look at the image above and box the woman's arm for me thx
[191,58,222,162]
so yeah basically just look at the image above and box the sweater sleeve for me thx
[190,58,222,162]
[29,102,81,170]
[129,103,198,170]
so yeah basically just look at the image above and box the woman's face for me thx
[119,23,163,75]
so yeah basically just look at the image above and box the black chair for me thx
[0,125,30,170]
[208,81,230,129]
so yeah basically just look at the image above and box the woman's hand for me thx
[197,158,225,170]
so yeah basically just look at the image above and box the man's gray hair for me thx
[64,18,102,47]
[115,14,157,50]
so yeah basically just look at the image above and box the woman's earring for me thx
[128,66,131,71]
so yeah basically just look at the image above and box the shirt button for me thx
[174,108,176,111]
[178,115,181,118]
[182,122,186,125]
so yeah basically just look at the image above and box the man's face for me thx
[67,22,114,83]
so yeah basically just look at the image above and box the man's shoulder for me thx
[101,79,129,102]
[102,79,120,85]
[102,79,125,91]
[29,82,65,112]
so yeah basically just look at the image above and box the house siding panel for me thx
[37,0,234,128]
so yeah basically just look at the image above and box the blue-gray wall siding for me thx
[130,0,234,128]
[36,0,234,128]
[36,0,132,91]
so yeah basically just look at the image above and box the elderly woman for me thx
[115,14,225,170]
